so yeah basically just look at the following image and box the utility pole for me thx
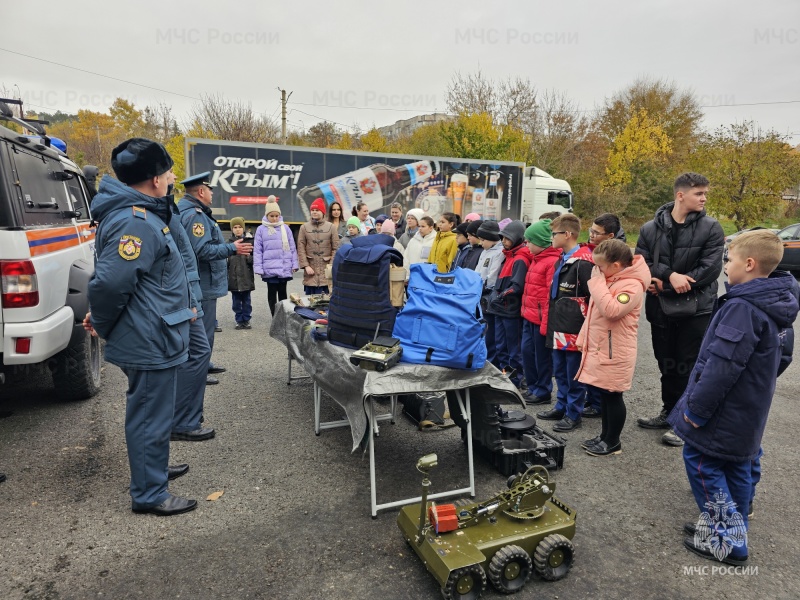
[278,87,292,144]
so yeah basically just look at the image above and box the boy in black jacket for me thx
[486,221,533,388]
[537,214,594,432]
[227,216,255,329]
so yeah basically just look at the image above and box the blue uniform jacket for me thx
[89,176,195,370]
[668,271,800,461]
[177,194,236,300]
[168,198,203,318]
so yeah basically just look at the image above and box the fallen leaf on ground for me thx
[206,491,224,501]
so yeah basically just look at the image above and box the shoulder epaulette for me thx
[133,206,147,219]
[195,207,203,213]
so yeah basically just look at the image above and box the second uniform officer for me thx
[178,173,252,385]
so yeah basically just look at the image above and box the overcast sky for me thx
[2,0,799,144]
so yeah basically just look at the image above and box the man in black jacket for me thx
[635,173,725,446]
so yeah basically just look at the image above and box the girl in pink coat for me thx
[575,239,650,456]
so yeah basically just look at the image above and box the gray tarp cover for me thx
[269,300,524,451]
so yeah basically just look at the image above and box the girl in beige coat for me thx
[298,198,339,294]
[575,239,650,456]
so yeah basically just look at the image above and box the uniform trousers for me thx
[683,443,750,559]
[173,318,211,433]
[201,297,218,353]
[123,366,178,508]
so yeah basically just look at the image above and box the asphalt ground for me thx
[1,272,798,600]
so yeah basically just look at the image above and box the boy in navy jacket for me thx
[485,221,533,388]
[668,230,799,565]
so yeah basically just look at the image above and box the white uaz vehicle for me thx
[0,100,100,400]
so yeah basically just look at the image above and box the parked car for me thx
[776,223,800,275]
[724,226,780,247]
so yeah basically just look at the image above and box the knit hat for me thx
[524,219,552,248]
[310,198,326,214]
[230,217,245,229]
[454,222,470,237]
[465,212,480,222]
[476,220,500,242]
[499,220,526,246]
[111,137,173,185]
[264,201,281,216]
[375,214,389,224]
[466,219,484,236]
[380,219,396,235]
[406,208,425,226]
[346,216,361,228]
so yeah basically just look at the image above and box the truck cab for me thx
[0,100,100,400]
[521,166,573,223]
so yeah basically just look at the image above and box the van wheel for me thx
[52,329,101,401]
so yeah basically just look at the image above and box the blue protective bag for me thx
[392,263,487,370]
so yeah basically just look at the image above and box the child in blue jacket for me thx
[668,230,799,566]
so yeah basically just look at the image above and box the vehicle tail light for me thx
[15,337,31,354]
[1,260,40,308]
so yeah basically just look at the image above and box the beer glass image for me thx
[449,172,469,215]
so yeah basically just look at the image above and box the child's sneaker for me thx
[235,323,244,330]
[243,321,252,329]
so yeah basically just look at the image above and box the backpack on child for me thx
[392,263,487,370]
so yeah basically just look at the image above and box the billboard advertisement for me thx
[185,139,524,225]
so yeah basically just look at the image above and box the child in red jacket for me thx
[520,219,561,405]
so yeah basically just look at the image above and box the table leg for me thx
[369,388,476,516]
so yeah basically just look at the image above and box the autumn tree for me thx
[189,94,279,143]
[446,71,538,129]
[439,112,528,161]
[597,77,701,163]
[691,122,800,229]
[390,121,452,157]
[601,108,674,219]
[359,128,389,153]
[305,121,341,148]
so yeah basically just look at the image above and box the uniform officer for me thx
[169,191,215,442]
[87,138,197,516]
[177,173,252,385]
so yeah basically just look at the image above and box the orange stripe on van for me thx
[26,227,81,256]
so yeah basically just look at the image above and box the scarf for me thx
[263,216,289,251]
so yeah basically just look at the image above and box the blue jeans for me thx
[521,319,553,399]
[495,316,523,385]
[231,291,252,323]
[683,443,750,559]
[552,350,586,421]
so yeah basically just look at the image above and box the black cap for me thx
[454,222,470,236]
[476,220,500,242]
[466,219,484,236]
[111,138,173,185]
[180,171,215,189]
